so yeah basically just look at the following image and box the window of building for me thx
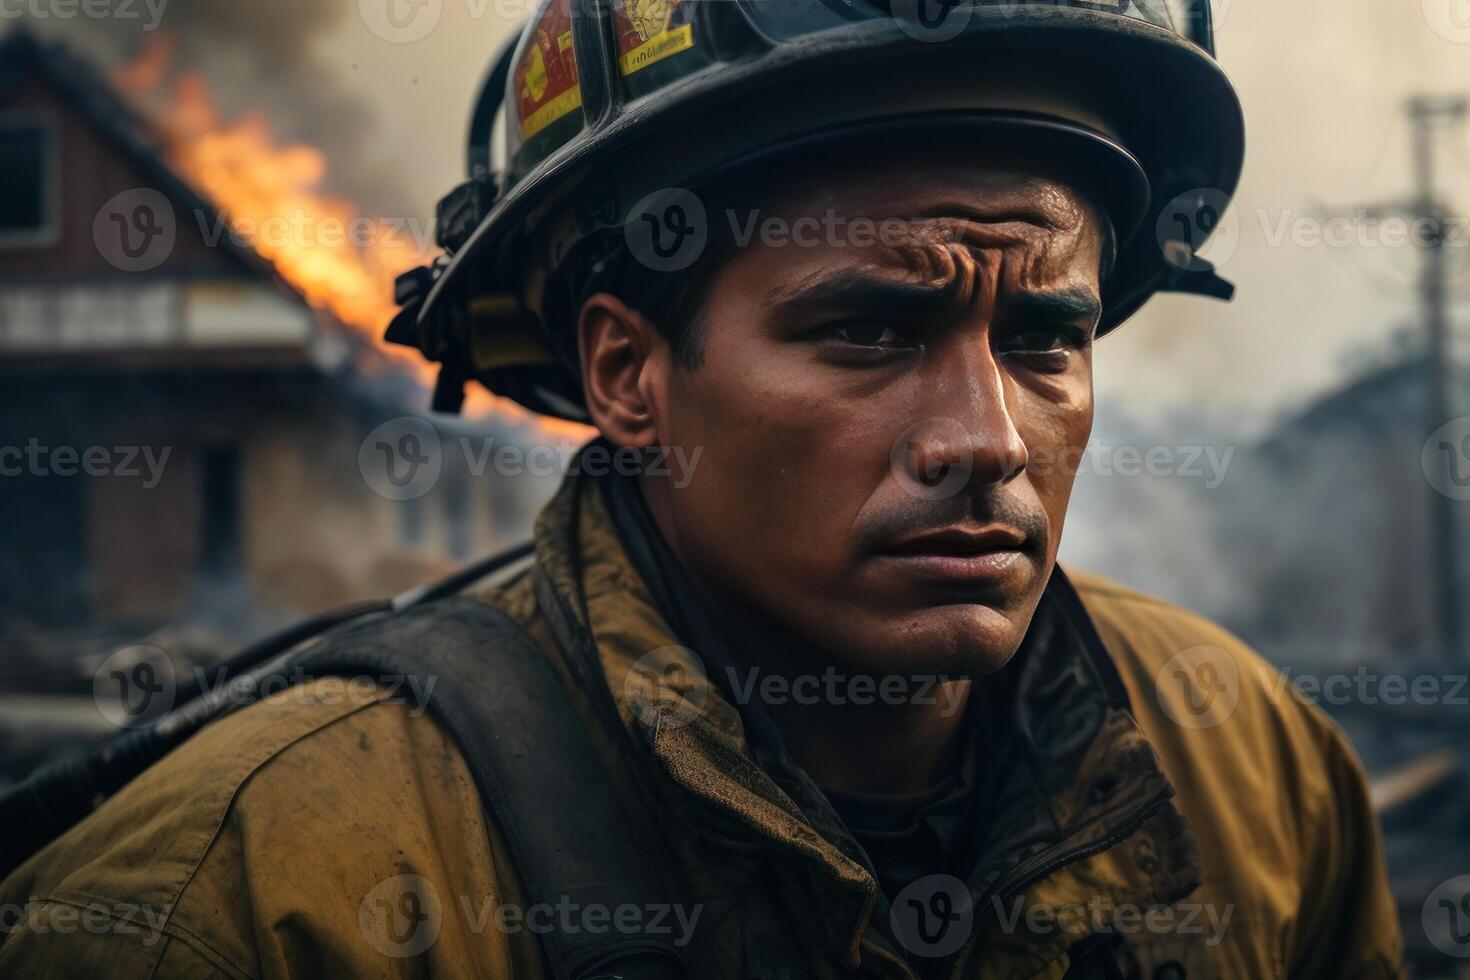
[199,445,243,578]
[0,116,59,246]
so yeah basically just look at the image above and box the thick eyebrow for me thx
[765,269,964,321]
[1004,287,1103,326]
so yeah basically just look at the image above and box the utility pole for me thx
[1408,95,1467,663]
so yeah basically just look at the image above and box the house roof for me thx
[0,27,426,398]
[0,26,288,284]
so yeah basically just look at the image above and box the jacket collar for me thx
[530,461,1202,973]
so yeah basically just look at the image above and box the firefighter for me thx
[0,1,1403,977]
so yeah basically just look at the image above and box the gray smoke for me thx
[15,0,414,216]
[1062,330,1469,669]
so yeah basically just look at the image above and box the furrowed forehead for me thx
[731,138,1106,240]
[744,192,1102,293]
[712,161,1109,297]
[639,148,1110,348]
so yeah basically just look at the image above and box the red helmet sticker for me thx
[516,0,582,139]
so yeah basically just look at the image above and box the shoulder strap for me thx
[291,596,686,980]
[0,546,537,881]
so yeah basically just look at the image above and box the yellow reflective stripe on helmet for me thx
[620,23,695,76]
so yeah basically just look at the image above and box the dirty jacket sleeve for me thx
[1072,570,1405,979]
[1286,706,1404,979]
[0,678,545,980]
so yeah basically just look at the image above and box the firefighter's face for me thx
[581,148,1104,680]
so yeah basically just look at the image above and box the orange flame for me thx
[113,36,591,440]
[111,32,174,98]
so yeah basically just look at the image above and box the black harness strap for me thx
[293,596,684,980]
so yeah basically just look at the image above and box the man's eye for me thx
[999,327,1089,356]
[822,322,911,348]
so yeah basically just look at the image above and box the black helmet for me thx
[389,0,1244,420]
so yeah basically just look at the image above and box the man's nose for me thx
[900,348,1028,495]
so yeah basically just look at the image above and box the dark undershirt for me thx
[819,685,1009,903]
[820,746,976,900]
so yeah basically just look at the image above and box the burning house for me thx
[0,28,555,699]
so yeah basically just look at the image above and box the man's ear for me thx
[577,292,667,449]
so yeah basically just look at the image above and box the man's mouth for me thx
[873,524,1035,587]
